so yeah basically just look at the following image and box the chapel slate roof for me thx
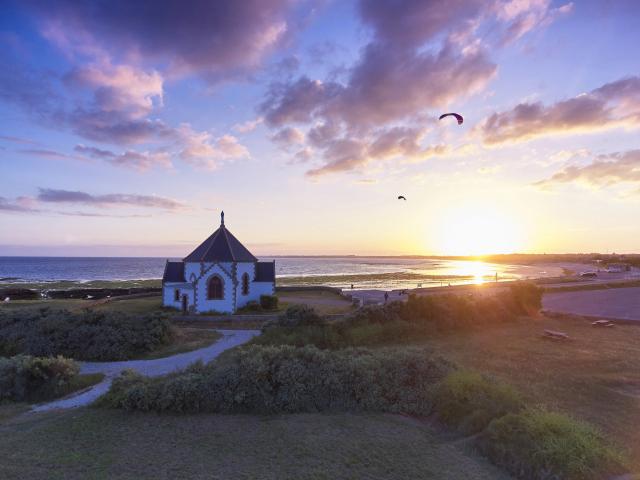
[255,261,275,282]
[163,261,185,283]
[183,212,258,263]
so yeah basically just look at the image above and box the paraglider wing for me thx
[438,113,463,125]
[397,195,406,201]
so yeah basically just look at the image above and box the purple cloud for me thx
[479,76,640,145]
[19,148,86,162]
[29,0,297,82]
[37,188,187,211]
[74,144,171,171]
[271,127,305,147]
[0,197,38,213]
[535,150,640,193]
[258,0,510,176]
[0,135,39,145]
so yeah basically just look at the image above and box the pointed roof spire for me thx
[221,210,225,227]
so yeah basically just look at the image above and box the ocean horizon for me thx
[0,255,565,290]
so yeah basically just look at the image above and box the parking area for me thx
[543,286,640,321]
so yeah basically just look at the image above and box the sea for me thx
[0,256,566,291]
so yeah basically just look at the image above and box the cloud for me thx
[60,61,172,145]
[37,188,188,210]
[479,76,640,145]
[176,126,250,170]
[494,0,574,45]
[29,0,296,82]
[258,0,560,176]
[305,128,447,177]
[232,117,263,134]
[535,149,640,193]
[64,63,163,117]
[19,148,87,162]
[0,197,38,213]
[74,144,171,171]
[0,135,39,145]
[271,127,305,147]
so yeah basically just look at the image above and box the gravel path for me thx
[32,329,260,412]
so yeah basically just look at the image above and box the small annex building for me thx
[162,211,275,314]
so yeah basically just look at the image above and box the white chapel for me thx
[162,211,275,313]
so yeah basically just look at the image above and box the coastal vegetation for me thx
[0,355,103,403]
[0,283,637,478]
[98,343,624,479]
[98,345,452,414]
[256,282,542,349]
[0,308,173,361]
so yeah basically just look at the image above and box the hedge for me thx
[0,355,79,402]
[98,345,453,414]
[0,308,174,361]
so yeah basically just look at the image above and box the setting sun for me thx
[434,205,525,256]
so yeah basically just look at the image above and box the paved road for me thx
[32,329,260,411]
[543,287,640,322]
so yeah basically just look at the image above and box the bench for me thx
[592,320,615,327]
[543,329,569,340]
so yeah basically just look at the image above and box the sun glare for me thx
[435,205,524,256]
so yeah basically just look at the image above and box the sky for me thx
[1,0,639,257]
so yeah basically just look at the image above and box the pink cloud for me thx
[479,76,640,145]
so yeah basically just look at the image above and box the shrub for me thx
[0,355,79,402]
[257,283,542,349]
[259,294,279,310]
[0,308,174,361]
[264,305,324,329]
[99,345,454,414]
[243,301,262,312]
[433,370,524,434]
[479,409,625,480]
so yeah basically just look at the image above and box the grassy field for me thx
[134,328,221,360]
[0,409,509,480]
[407,315,640,472]
[277,290,354,315]
[0,279,162,290]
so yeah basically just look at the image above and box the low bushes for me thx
[433,370,524,434]
[264,304,324,328]
[0,308,174,361]
[259,294,278,310]
[0,355,79,402]
[256,283,542,349]
[479,409,624,480]
[98,345,453,414]
[429,371,625,479]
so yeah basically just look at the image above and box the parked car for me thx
[580,271,597,278]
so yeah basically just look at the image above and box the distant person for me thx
[351,284,354,290]
[495,272,498,282]
[384,292,389,304]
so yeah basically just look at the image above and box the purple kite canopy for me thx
[438,113,464,125]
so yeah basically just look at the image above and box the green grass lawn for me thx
[403,315,640,473]
[92,295,166,314]
[277,290,354,315]
[0,409,509,480]
[0,298,93,311]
